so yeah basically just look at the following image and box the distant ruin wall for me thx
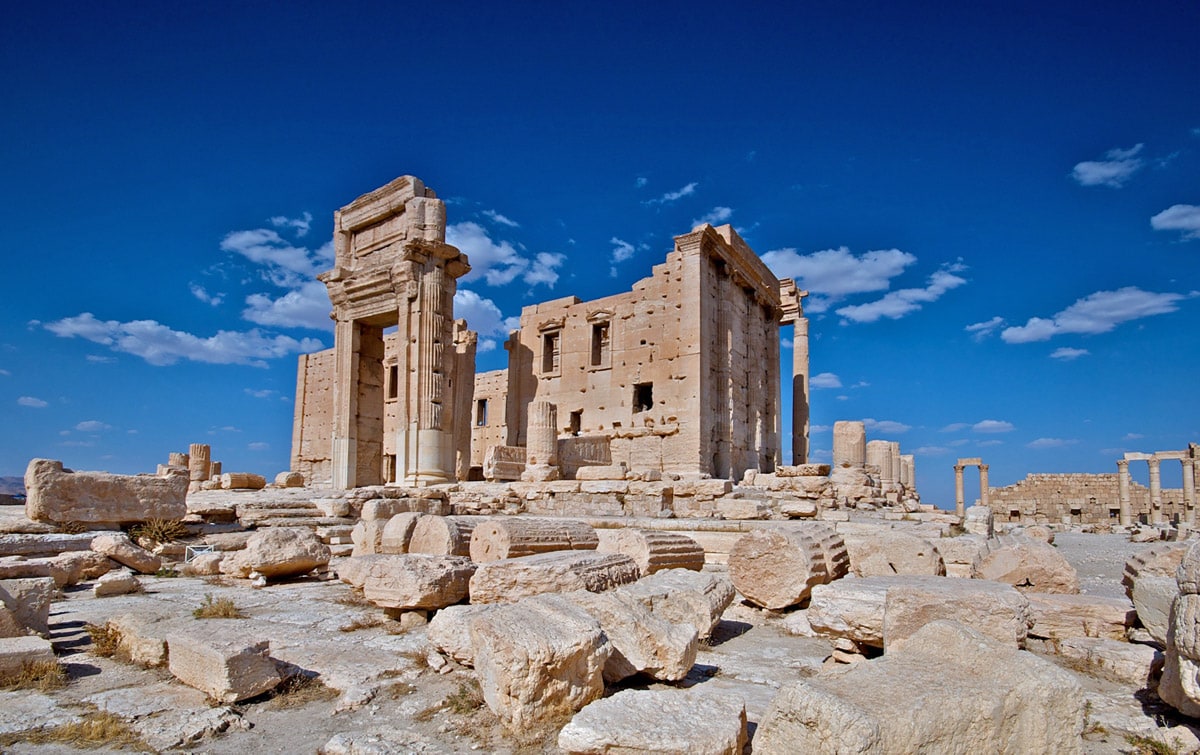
[291,350,335,486]
[987,473,1186,525]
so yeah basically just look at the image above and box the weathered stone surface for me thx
[618,568,735,640]
[780,499,818,518]
[777,464,831,477]
[558,688,746,755]
[595,528,704,577]
[407,515,479,557]
[108,610,176,666]
[469,594,610,730]
[562,589,697,682]
[49,549,113,586]
[91,532,161,574]
[427,604,494,665]
[219,527,330,580]
[275,471,305,488]
[378,512,424,554]
[181,552,224,576]
[883,577,1034,650]
[844,531,944,578]
[0,557,52,580]
[1176,540,1200,595]
[1055,636,1162,686]
[350,519,386,557]
[220,473,267,490]
[167,631,283,703]
[357,554,474,610]
[93,569,142,597]
[754,621,1084,755]
[469,517,599,563]
[0,635,56,680]
[469,551,639,604]
[728,528,828,610]
[799,522,851,581]
[0,531,96,558]
[0,577,54,637]
[1022,524,1055,544]
[1026,592,1135,641]
[0,605,22,637]
[807,578,890,648]
[977,535,1080,594]
[1159,593,1200,717]
[1131,575,1177,645]
[335,554,389,589]
[934,535,987,579]
[24,458,187,525]
[963,505,994,537]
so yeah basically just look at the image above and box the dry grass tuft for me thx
[193,593,245,619]
[334,590,372,607]
[0,710,150,750]
[338,615,387,633]
[0,660,68,692]
[1124,733,1184,755]
[130,518,188,545]
[86,622,122,658]
[444,679,485,715]
[57,521,87,535]
[264,673,339,710]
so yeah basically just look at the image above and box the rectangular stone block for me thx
[167,632,282,703]
[0,636,56,679]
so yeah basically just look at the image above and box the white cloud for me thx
[645,182,698,205]
[977,440,1004,447]
[863,418,912,434]
[810,372,842,389]
[17,396,47,408]
[269,211,313,237]
[243,280,333,331]
[1124,433,1144,440]
[220,229,331,288]
[482,209,520,228]
[86,354,116,364]
[941,423,970,433]
[965,316,1005,341]
[190,284,224,307]
[454,289,519,352]
[761,247,916,313]
[45,313,324,368]
[248,441,269,451]
[609,237,636,276]
[973,419,1014,433]
[0,369,9,376]
[75,420,111,432]
[913,446,951,455]
[635,176,648,188]
[1001,287,1189,343]
[836,267,966,323]
[1071,144,1144,187]
[691,207,733,227]
[1050,347,1090,360]
[447,222,563,289]
[1150,204,1200,240]
[948,439,972,447]
[1028,437,1078,449]
[810,424,830,433]
[244,388,276,399]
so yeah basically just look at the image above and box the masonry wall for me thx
[987,473,1187,525]
[291,350,335,485]
[470,369,508,468]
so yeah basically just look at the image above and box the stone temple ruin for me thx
[6,174,1200,752]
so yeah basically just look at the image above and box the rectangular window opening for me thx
[542,332,560,374]
[476,399,488,427]
[633,382,654,413]
[386,364,399,400]
[590,322,610,367]
[569,410,582,436]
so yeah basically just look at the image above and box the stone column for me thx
[522,401,560,482]
[954,464,965,517]
[168,452,189,468]
[888,442,902,492]
[901,454,916,492]
[188,443,211,492]
[866,440,892,486]
[779,281,809,465]
[979,464,990,508]
[833,421,866,468]
[1183,459,1196,525]
[1117,459,1132,526]
[330,318,361,489]
[1149,456,1163,524]
[452,321,477,481]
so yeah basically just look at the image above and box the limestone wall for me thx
[291,350,336,485]
[470,369,509,469]
[987,473,1187,525]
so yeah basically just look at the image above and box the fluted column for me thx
[833,421,866,468]
[979,464,990,508]
[1149,456,1163,524]
[1183,459,1196,526]
[1117,459,1131,526]
[954,464,965,517]
[522,401,560,481]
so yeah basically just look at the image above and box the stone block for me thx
[469,517,599,562]
[91,532,161,574]
[729,528,830,610]
[219,473,266,490]
[427,604,494,665]
[595,528,704,576]
[618,568,735,640]
[1055,636,1161,686]
[469,594,610,730]
[378,512,424,554]
[575,465,628,481]
[780,499,818,518]
[108,611,175,667]
[93,569,142,597]
[562,589,697,682]
[777,464,831,477]
[274,471,305,488]
[882,577,1034,650]
[1026,593,1135,641]
[219,527,330,580]
[24,459,187,526]
[559,688,747,755]
[754,621,1084,755]
[844,532,944,578]
[963,505,994,537]
[167,632,282,703]
[469,551,639,604]
[716,498,770,520]
[934,535,987,579]
[0,636,56,680]
[977,535,1080,594]
[357,554,475,610]
[807,577,890,648]
[0,577,54,637]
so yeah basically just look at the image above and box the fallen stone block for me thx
[595,528,704,577]
[275,471,305,488]
[91,532,161,574]
[181,552,223,576]
[618,568,735,640]
[977,535,1080,594]
[754,621,1084,754]
[219,527,330,580]
[93,569,142,597]
[0,532,97,558]
[0,577,54,637]
[1026,592,1135,641]
[108,611,177,667]
[167,632,283,703]
[558,688,746,755]
[378,512,425,554]
[934,535,987,579]
[1055,636,1162,687]
[883,576,1034,650]
[407,515,479,558]
[807,577,890,648]
[563,589,697,682]
[49,550,113,587]
[780,499,819,518]
[470,594,610,730]
[469,551,639,604]
[963,505,994,537]
[358,554,475,610]
[350,519,386,557]
[469,517,599,563]
[24,458,187,526]
[0,635,57,680]
[0,556,52,580]
[335,554,389,589]
[220,473,266,490]
[777,464,831,477]
[844,531,945,578]
[1124,542,1189,645]
[729,528,831,609]
[427,604,494,665]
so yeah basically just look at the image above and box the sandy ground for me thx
[2,511,1196,754]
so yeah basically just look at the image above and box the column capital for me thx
[954,465,964,472]
[979,464,989,472]
[1148,456,1162,470]
[1116,459,1129,470]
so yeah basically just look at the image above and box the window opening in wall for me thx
[542,331,560,374]
[590,322,610,367]
[1109,508,1119,519]
[633,382,653,412]
[476,399,488,427]
[570,410,582,435]
[384,454,396,484]
[1009,510,1021,522]
[386,364,399,400]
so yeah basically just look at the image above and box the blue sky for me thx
[2,1,1197,507]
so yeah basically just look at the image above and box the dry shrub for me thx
[86,622,122,658]
[193,593,244,619]
[0,710,149,750]
[444,679,485,715]
[339,615,386,633]
[0,660,67,692]
[57,521,87,535]
[130,518,188,545]
[264,673,338,710]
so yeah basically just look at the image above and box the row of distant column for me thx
[1117,454,1197,527]
[832,421,916,491]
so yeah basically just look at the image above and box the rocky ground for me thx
[1,502,1197,754]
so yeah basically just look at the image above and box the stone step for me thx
[250,516,357,529]
[238,507,324,523]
